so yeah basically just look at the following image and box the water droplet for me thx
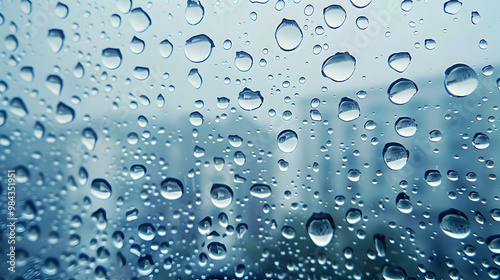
[323,5,346,29]
[321,52,356,82]
[387,78,418,105]
[130,164,146,180]
[444,0,462,15]
[338,97,360,122]
[133,67,150,80]
[356,16,369,30]
[185,34,215,63]
[130,36,145,54]
[250,184,272,198]
[130,8,151,32]
[74,62,84,78]
[444,64,477,97]
[472,132,489,149]
[207,242,227,260]
[210,184,233,208]
[160,178,184,200]
[20,66,34,82]
[110,13,122,28]
[425,39,436,50]
[382,265,407,280]
[217,97,230,109]
[347,169,361,181]
[10,97,28,117]
[235,51,253,72]
[383,142,409,170]
[374,234,386,257]
[395,117,417,137]
[487,236,500,253]
[306,212,335,247]
[439,208,470,239]
[14,166,30,183]
[278,159,289,171]
[46,75,63,96]
[281,226,296,239]
[396,193,413,214]
[233,151,246,165]
[137,255,154,276]
[185,0,204,25]
[101,48,122,69]
[34,121,45,139]
[188,68,203,89]
[138,223,156,241]
[388,52,411,73]
[91,179,112,200]
[189,111,204,126]
[276,0,285,11]
[277,129,298,153]
[5,34,18,51]
[55,2,68,18]
[471,11,481,25]
[198,217,212,235]
[159,39,173,58]
[55,102,75,124]
[238,88,263,111]
[346,208,362,224]
[116,0,131,13]
[275,19,303,51]
[42,258,59,276]
[81,128,97,151]
[401,0,413,12]
[428,130,442,142]
[351,0,372,8]
[0,111,6,127]
[47,29,64,53]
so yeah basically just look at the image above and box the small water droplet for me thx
[323,5,346,29]
[46,75,63,96]
[401,0,413,12]
[356,16,369,30]
[281,226,296,239]
[185,34,215,63]
[20,66,34,82]
[189,111,204,126]
[188,68,203,89]
[487,236,500,253]
[387,78,418,105]
[250,184,272,198]
[210,184,233,208]
[102,48,122,69]
[130,8,151,32]
[382,265,407,280]
[130,164,146,180]
[472,132,489,149]
[346,208,362,224]
[444,0,462,15]
[321,52,356,82]
[47,29,64,53]
[91,179,112,200]
[207,242,227,260]
[55,2,69,18]
[277,129,298,153]
[185,0,205,25]
[388,52,411,73]
[444,64,478,97]
[55,102,75,124]
[10,97,28,117]
[160,178,184,200]
[138,223,156,241]
[130,36,145,54]
[395,117,417,137]
[351,0,372,8]
[74,62,84,78]
[471,11,481,24]
[159,39,173,58]
[235,51,253,72]
[238,88,263,111]
[5,34,18,51]
[275,19,303,51]
[383,142,409,170]
[396,193,413,214]
[307,212,335,247]
[81,128,97,151]
[338,97,360,122]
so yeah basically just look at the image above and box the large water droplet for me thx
[55,2,68,18]
[471,11,481,25]
[130,8,151,32]
[207,242,227,260]
[444,0,462,15]
[425,170,442,187]
[306,212,335,247]
[235,51,253,72]
[133,67,150,80]
[116,0,131,13]
[321,52,356,82]
[81,128,97,151]
[10,97,28,117]
[487,236,500,253]
[444,64,478,97]
[472,132,490,149]
[198,217,212,235]
[130,164,146,180]
[238,88,263,111]
[55,102,75,124]
[277,129,298,153]
[395,117,417,137]
[159,39,173,58]
[91,179,112,200]
[138,223,156,241]
[439,208,470,239]
[250,184,272,199]
[350,0,372,8]
[275,19,303,51]
[188,68,203,89]
[338,97,360,122]
[323,5,346,29]
[185,34,214,63]
[102,48,122,69]
[383,142,409,170]
[396,193,413,214]
[5,35,18,51]
[382,265,407,280]
[74,62,84,78]
[387,78,418,105]
[160,178,184,200]
[47,29,64,53]
[130,36,145,54]
[20,66,34,82]
[388,52,411,73]
[186,0,204,25]
[346,208,362,224]
[46,75,63,96]
[210,184,233,208]
[189,111,204,126]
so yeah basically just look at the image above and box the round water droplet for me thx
[275,19,303,51]
[250,184,272,199]
[187,68,203,89]
[351,0,372,8]
[137,256,154,276]
[396,193,413,214]
[428,130,442,142]
[439,208,470,239]
[91,179,112,200]
[401,0,413,12]
[346,208,362,224]
[189,111,204,126]
[74,62,84,78]
[210,184,233,208]
[102,48,122,69]
[130,36,145,54]
[471,11,481,25]
[321,52,356,82]
[444,0,462,15]
[116,0,131,13]
[383,143,409,170]
[382,265,407,280]
[278,159,289,171]
[185,34,215,63]
[307,212,335,247]
[55,2,68,18]
[444,64,477,97]
[160,178,183,200]
[55,102,74,124]
[277,130,298,153]
[14,166,30,183]
[387,78,418,105]
[472,132,489,149]
[5,34,18,51]
[347,169,361,182]
[10,97,28,117]
[138,223,156,241]
[42,258,59,276]
[487,236,500,253]
[323,5,346,29]
[130,8,151,32]
[395,117,417,137]
[235,51,253,72]
[238,88,263,111]
[46,75,63,96]
[185,0,204,25]
[159,39,173,58]
[304,4,313,16]
[207,242,227,260]
[338,97,360,122]
[47,29,64,53]
[281,226,296,239]
[356,16,369,30]
[425,170,442,187]
[425,39,436,50]
[130,164,146,180]
[20,66,34,82]
[388,52,411,73]
[133,67,149,80]
[81,128,97,151]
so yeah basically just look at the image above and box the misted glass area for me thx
[0,0,499,279]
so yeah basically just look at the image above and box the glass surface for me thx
[0,0,499,279]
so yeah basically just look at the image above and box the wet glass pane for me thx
[0,0,499,279]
